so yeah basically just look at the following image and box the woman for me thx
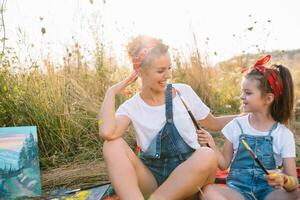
[99,35,236,200]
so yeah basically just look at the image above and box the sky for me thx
[3,0,300,66]
[0,126,37,152]
[0,134,26,152]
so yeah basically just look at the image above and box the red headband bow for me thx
[132,39,160,71]
[250,55,283,99]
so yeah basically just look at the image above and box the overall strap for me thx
[268,122,278,136]
[236,120,245,135]
[165,84,173,122]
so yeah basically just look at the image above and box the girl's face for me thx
[240,78,271,113]
[140,53,172,93]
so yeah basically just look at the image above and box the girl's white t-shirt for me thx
[222,114,296,167]
[116,83,210,152]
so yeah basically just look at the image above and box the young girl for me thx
[99,35,236,200]
[198,55,300,200]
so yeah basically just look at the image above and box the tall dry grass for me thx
[0,43,115,168]
[0,42,299,169]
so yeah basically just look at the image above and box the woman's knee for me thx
[202,184,215,193]
[102,138,126,160]
[194,147,217,168]
[185,147,217,177]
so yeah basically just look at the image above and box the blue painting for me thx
[0,126,41,199]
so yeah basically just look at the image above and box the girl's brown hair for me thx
[245,65,294,124]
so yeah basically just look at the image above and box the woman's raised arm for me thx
[99,71,138,140]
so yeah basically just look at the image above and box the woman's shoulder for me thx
[119,93,141,107]
[173,83,192,90]
[172,83,194,95]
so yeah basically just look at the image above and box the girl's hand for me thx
[265,170,285,189]
[108,71,138,95]
[197,129,216,149]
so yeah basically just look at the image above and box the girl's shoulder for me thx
[222,114,249,134]
[274,123,294,136]
[230,114,249,126]
[222,115,247,143]
[223,115,248,132]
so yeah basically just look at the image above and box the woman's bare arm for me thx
[199,113,237,132]
[98,71,138,140]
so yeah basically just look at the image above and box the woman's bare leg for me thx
[265,189,300,200]
[103,138,158,199]
[201,184,244,200]
[149,147,218,200]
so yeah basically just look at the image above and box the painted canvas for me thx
[0,126,41,199]
[47,183,113,200]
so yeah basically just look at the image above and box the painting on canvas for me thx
[0,126,41,199]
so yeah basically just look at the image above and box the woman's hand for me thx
[265,170,285,189]
[197,129,216,149]
[108,71,138,95]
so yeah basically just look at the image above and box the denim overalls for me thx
[140,84,195,185]
[227,120,278,200]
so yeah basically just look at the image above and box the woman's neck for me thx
[249,112,276,132]
[140,85,176,106]
[140,88,165,106]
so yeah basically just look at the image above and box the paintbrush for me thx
[175,89,210,147]
[64,182,110,195]
[241,139,269,175]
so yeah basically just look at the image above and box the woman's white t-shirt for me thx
[222,114,296,167]
[116,83,210,152]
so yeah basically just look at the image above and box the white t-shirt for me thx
[222,114,296,167]
[116,83,210,152]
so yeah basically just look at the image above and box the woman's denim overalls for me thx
[140,84,195,186]
[227,120,278,200]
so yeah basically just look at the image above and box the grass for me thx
[0,43,300,196]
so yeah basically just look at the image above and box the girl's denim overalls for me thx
[140,84,195,185]
[227,120,278,200]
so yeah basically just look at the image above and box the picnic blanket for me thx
[47,167,300,200]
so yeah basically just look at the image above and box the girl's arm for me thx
[282,158,299,191]
[198,113,237,132]
[98,71,138,140]
[197,129,233,170]
[266,158,299,191]
[219,140,234,170]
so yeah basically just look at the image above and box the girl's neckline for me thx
[246,114,278,133]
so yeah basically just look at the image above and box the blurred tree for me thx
[0,0,7,62]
